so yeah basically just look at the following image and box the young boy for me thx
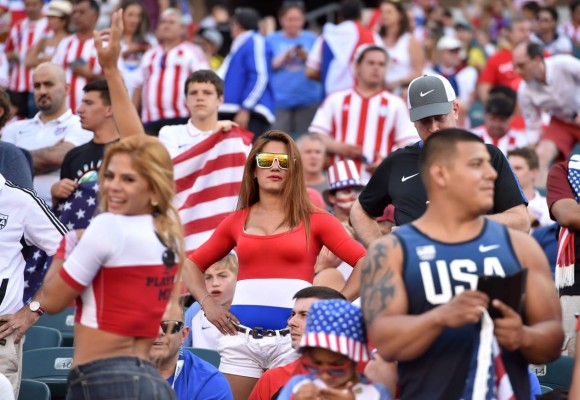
[184,254,237,350]
[277,299,390,399]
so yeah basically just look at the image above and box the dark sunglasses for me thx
[160,320,184,334]
[256,152,291,170]
[302,354,353,377]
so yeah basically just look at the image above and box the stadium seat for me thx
[35,307,75,346]
[184,347,221,368]
[531,355,574,390]
[24,326,63,352]
[540,384,553,394]
[18,379,51,400]
[22,347,74,399]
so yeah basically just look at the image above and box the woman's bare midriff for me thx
[71,324,155,367]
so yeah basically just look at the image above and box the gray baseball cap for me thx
[407,75,456,122]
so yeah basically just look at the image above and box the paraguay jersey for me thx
[60,213,178,338]
[189,210,365,330]
[394,220,530,400]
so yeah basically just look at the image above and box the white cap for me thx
[436,35,463,51]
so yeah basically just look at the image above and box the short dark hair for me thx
[293,286,346,301]
[570,0,580,14]
[539,6,559,22]
[233,7,260,31]
[489,85,517,104]
[278,1,305,18]
[184,70,224,97]
[419,128,484,185]
[507,147,539,170]
[75,0,100,15]
[0,89,11,129]
[339,0,362,21]
[485,93,516,117]
[526,41,544,61]
[354,44,388,65]
[83,80,111,105]
[522,1,541,16]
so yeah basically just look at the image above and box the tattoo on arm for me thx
[361,236,399,326]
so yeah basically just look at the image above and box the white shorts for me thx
[217,328,299,379]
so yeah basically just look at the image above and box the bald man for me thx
[1,62,92,202]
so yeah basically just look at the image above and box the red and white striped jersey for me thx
[4,16,48,92]
[137,42,209,123]
[471,125,528,156]
[309,88,418,183]
[0,0,26,29]
[52,34,102,112]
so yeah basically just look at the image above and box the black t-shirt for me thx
[359,142,527,226]
[61,140,117,181]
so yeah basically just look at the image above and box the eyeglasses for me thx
[256,152,290,170]
[160,320,184,334]
[301,354,353,377]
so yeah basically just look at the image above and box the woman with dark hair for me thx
[379,0,425,93]
[26,0,72,68]
[182,130,366,400]
[119,0,157,98]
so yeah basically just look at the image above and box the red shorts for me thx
[542,117,580,158]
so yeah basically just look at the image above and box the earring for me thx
[151,199,159,207]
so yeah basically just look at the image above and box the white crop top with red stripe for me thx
[60,213,177,338]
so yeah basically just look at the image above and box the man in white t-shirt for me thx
[158,69,245,158]
[1,63,92,202]
[0,172,66,398]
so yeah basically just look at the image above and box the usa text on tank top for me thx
[393,219,529,400]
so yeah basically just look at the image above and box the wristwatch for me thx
[28,301,45,316]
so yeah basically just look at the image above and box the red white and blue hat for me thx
[326,160,364,192]
[298,299,370,362]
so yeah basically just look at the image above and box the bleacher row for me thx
[19,305,574,399]
[20,307,221,400]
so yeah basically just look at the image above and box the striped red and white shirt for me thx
[137,42,209,123]
[472,125,528,156]
[52,34,102,112]
[5,16,48,92]
[309,88,418,183]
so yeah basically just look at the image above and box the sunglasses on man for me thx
[160,320,184,335]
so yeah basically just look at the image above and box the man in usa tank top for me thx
[360,129,563,400]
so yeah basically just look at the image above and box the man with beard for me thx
[1,62,92,202]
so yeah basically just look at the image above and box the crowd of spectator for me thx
[0,0,579,398]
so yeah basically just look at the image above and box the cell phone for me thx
[69,58,87,69]
[477,269,527,319]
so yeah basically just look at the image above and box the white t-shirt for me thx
[158,121,214,159]
[188,304,221,351]
[1,110,93,202]
[0,173,66,316]
[0,373,14,400]
[528,190,552,228]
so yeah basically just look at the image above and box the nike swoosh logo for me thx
[401,173,419,182]
[479,244,500,253]
[201,326,212,330]
[420,90,434,97]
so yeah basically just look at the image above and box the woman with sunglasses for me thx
[182,130,367,400]
[19,11,184,399]
[278,299,391,399]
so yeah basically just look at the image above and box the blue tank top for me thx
[394,220,530,400]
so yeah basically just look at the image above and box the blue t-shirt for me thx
[266,30,321,109]
[168,348,233,400]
